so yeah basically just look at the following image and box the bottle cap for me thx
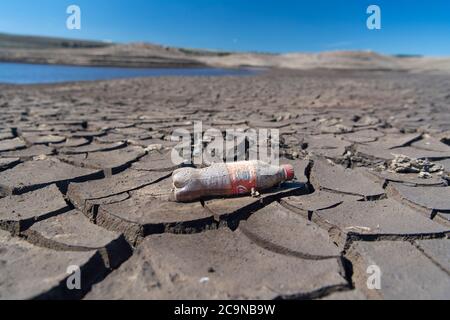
[282,164,295,181]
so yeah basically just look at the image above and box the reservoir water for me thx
[0,62,259,84]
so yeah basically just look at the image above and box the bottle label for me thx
[227,162,257,195]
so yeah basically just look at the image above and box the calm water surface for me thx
[0,62,259,84]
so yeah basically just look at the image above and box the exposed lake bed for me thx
[1,68,450,299]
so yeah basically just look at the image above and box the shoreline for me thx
[0,62,263,86]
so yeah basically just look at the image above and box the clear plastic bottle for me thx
[172,160,295,202]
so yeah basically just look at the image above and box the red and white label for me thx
[226,162,257,195]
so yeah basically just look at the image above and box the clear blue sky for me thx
[1,0,449,55]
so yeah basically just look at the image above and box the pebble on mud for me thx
[388,154,444,178]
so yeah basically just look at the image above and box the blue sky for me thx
[0,0,449,55]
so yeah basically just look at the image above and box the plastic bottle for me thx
[172,160,295,202]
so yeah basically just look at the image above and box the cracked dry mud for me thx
[1,69,450,300]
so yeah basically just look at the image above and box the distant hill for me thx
[0,33,235,68]
[0,33,112,49]
[0,33,210,67]
[0,33,449,73]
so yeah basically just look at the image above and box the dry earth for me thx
[0,68,449,299]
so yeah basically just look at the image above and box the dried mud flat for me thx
[0,68,449,300]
